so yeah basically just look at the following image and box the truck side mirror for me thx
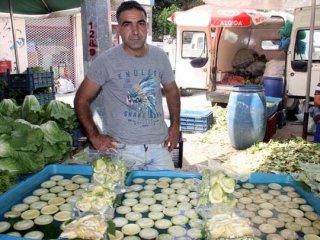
[190,57,208,68]
[291,60,307,72]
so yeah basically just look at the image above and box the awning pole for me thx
[8,0,20,73]
[302,0,316,140]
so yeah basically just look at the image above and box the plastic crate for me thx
[35,91,55,105]
[314,122,320,143]
[263,111,279,142]
[7,67,54,91]
[266,96,282,117]
[180,109,214,132]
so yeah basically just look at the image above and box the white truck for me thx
[171,2,320,110]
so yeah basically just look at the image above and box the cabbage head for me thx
[21,95,43,124]
[0,98,21,119]
[43,100,78,131]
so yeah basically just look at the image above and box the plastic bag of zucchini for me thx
[196,169,254,239]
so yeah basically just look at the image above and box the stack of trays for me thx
[180,109,214,132]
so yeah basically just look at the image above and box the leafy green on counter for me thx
[0,170,17,195]
[42,100,78,131]
[21,95,43,124]
[0,113,72,174]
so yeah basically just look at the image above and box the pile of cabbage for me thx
[0,96,77,175]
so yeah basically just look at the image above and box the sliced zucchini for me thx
[0,221,11,233]
[50,175,64,181]
[21,209,40,220]
[40,193,57,201]
[4,211,21,219]
[13,219,34,231]
[40,205,59,215]
[121,223,141,236]
[30,201,47,210]
[23,230,44,239]
[23,195,40,204]
[40,180,56,188]
[32,188,49,196]
[53,211,72,222]
[48,197,65,206]
[34,214,54,225]
[11,203,29,213]
[139,228,159,239]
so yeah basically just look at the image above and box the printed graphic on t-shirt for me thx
[125,75,162,126]
[127,74,156,113]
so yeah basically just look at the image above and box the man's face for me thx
[118,9,148,55]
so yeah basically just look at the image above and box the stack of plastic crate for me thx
[180,109,214,133]
[6,67,55,105]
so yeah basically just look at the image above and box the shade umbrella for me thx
[0,0,80,73]
[0,0,80,15]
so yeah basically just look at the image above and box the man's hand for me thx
[164,125,180,152]
[90,134,118,152]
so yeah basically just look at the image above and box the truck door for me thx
[286,6,320,100]
[175,26,211,94]
[286,28,320,98]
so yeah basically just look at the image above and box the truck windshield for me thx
[181,31,207,58]
[294,29,320,62]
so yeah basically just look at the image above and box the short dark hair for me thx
[116,1,147,23]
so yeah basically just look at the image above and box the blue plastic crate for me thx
[35,91,55,105]
[7,68,54,91]
[180,109,214,132]
[180,123,211,132]
[314,122,320,143]
[266,96,282,117]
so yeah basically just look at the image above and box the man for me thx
[74,1,180,170]
[312,82,320,123]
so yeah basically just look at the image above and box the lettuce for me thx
[43,100,78,131]
[0,98,20,119]
[21,95,43,124]
[40,121,72,164]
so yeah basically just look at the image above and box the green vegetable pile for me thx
[0,95,77,179]
[245,137,320,174]
[0,169,16,195]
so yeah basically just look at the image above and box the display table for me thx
[0,164,319,239]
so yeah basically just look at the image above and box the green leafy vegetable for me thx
[43,100,78,131]
[0,98,21,119]
[40,121,72,164]
[0,169,17,195]
[21,95,43,124]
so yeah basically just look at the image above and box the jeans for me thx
[118,143,175,170]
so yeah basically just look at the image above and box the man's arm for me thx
[314,95,320,108]
[74,78,116,151]
[162,81,181,151]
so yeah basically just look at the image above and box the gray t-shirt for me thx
[86,44,175,144]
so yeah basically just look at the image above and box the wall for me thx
[0,17,28,73]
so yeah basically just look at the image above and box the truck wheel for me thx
[211,102,227,108]
[180,88,193,96]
